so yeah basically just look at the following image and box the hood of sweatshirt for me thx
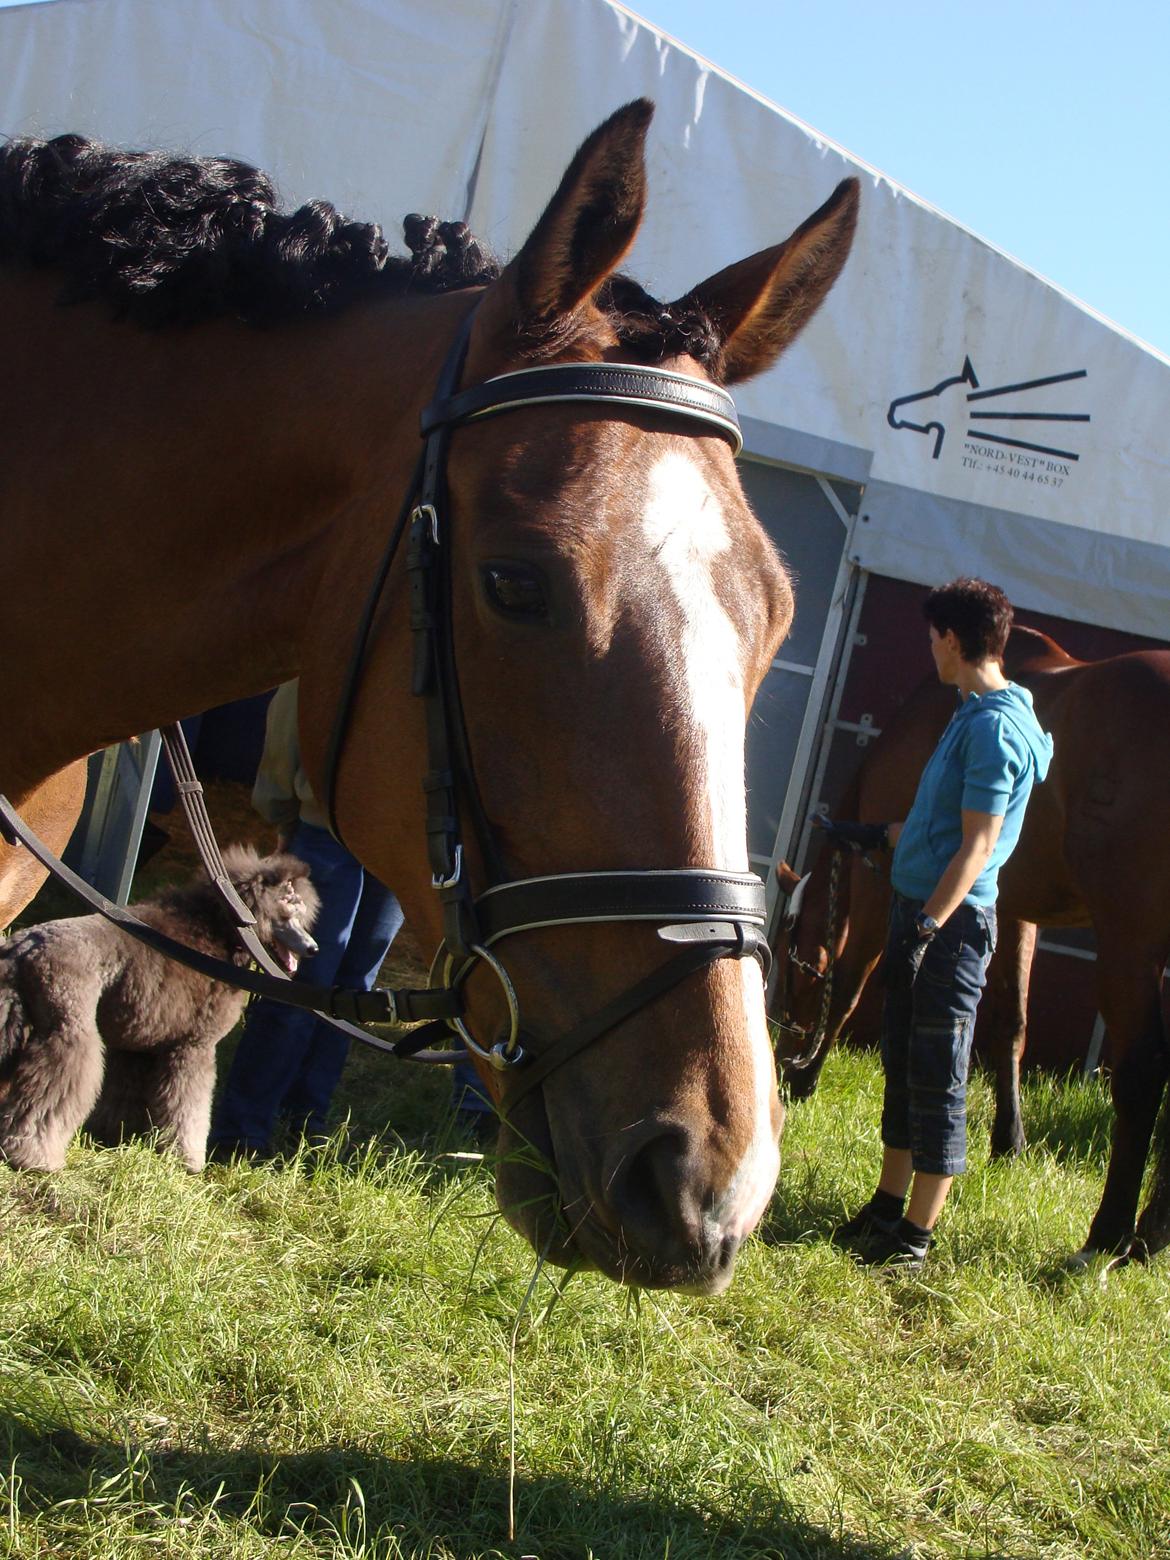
[956,683,1053,782]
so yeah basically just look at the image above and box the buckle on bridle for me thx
[787,949,826,982]
[412,502,440,545]
[432,844,463,891]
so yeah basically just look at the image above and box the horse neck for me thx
[3,281,472,785]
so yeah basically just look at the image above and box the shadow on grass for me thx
[755,1168,848,1251]
[1016,1071,1114,1169]
[206,1013,460,1167]
[2,1413,910,1560]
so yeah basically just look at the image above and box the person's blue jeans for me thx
[879,892,997,1176]
[451,1046,493,1117]
[211,821,403,1151]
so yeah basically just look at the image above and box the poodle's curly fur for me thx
[0,845,319,1172]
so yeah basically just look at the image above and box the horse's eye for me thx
[481,563,549,621]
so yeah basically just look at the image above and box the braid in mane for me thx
[403,213,498,290]
[0,133,500,326]
[600,274,723,370]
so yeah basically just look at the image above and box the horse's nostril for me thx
[603,1124,733,1280]
[607,1124,693,1238]
[716,1229,741,1276]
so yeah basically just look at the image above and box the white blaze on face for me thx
[641,451,780,1235]
[641,450,747,865]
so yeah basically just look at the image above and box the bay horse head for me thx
[313,101,859,1291]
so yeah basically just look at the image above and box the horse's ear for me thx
[475,99,652,347]
[675,178,860,386]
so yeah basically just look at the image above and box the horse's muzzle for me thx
[495,1105,765,1293]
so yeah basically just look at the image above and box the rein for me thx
[0,729,461,1065]
[0,307,769,1099]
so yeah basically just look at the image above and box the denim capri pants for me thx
[880,892,997,1176]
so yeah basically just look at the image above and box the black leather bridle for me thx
[319,304,770,1108]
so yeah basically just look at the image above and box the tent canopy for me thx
[5,0,1167,633]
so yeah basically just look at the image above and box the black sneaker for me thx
[831,1198,902,1251]
[856,1220,932,1272]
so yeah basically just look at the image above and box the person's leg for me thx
[210,822,363,1153]
[448,1043,496,1146]
[451,1047,493,1116]
[877,1147,913,1201]
[906,903,993,1205]
[863,903,994,1264]
[905,1170,954,1231]
[333,872,404,991]
[834,898,915,1245]
[877,895,918,1173]
[282,869,403,1141]
[209,996,319,1153]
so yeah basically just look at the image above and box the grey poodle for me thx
[0,846,319,1172]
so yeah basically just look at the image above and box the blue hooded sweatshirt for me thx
[891,683,1054,907]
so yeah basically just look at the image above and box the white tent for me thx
[5,0,1167,895]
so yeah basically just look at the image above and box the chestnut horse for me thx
[772,625,1170,1262]
[0,103,859,1291]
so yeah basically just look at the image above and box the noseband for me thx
[321,306,769,1108]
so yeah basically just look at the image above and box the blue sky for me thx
[628,0,1170,358]
[2,0,1166,355]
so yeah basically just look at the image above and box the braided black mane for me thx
[599,274,722,371]
[0,133,500,327]
[0,133,720,364]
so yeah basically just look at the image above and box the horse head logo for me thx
[887,358,1088,461]
[887,356,979,459]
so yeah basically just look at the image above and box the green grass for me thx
[2,1042,1169,1559]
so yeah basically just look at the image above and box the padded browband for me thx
[475,869,766,947]
[421,362,743,454]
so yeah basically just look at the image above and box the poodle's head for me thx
[221,845,322,974]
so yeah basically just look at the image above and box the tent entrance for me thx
[738,459,864,931]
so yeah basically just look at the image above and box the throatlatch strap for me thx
[406,309,492,958]
[320,453,423,843]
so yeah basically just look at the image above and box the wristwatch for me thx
[915,912,940,939]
